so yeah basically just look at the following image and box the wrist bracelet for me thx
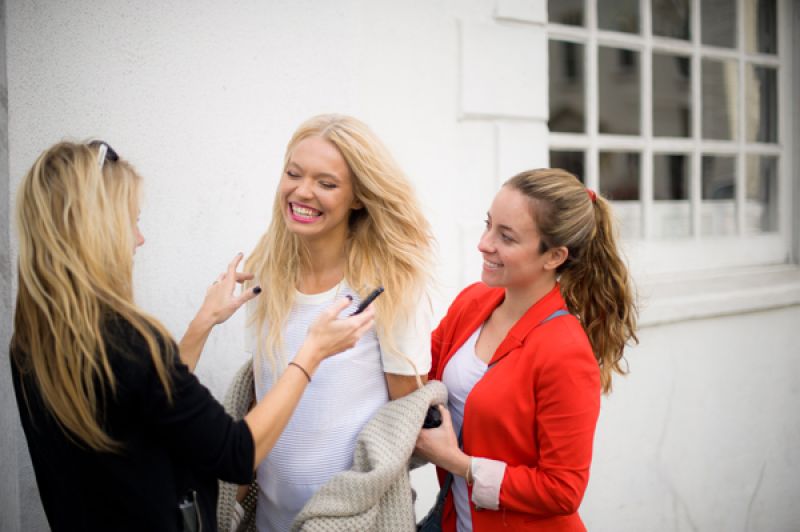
[288,361,312,383]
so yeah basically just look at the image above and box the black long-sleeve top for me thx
[11,317,255,531]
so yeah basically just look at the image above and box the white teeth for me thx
[291,204,321,217]
[484,260,501,268]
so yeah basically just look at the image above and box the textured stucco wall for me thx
[2,1,799,531]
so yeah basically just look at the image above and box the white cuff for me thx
[230,500,245,530]
[470,457,506,510]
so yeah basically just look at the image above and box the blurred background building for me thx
[1,1,798,530]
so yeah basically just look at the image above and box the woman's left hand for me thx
[414,405,469,474]
[196,252,261,326]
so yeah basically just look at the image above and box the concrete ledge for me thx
[638,265,800,327]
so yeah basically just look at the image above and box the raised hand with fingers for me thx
[178,252,263,371]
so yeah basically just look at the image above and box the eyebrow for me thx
[486,212,518,235]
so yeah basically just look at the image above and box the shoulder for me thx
[531,316,599,381]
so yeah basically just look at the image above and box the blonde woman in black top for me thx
[10,140,374,531]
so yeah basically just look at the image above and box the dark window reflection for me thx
[599,46,640,135]
[747,65,778,143]
[598,0,639,34]
[654,154,689,200]
[549,41,585,133]
[550,151,585,182]
[652,0,691,40]
[745,155,778,232]
[746,0,777,54]
[653,53,691,137]
[701,155,736,235]
[548,0,584,26]
[702,0,737,48]
[654,154,691,237]
[702,58,738,140]
[599,151,640,200]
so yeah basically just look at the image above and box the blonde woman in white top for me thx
[244,114,435,531]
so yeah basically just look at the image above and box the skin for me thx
[280,135,423,399]
[134,219,376,470]
[414,185,568,480]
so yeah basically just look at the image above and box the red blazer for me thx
[429,282,601,531]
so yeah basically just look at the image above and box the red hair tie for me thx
[586,188,597,203]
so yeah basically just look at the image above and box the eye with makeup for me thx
[319,181,337,190]
[286,169,301,179]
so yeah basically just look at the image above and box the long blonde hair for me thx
[246,114,434,374]
[11,141,175,452]
[506,168,638,393]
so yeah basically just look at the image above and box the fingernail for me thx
[346,295,353,301]
[238,251,244,257]
[254,286,262,295]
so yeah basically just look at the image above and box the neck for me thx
[297,233,347,294]
[497,276,557,323]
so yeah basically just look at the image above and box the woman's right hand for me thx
[304,297,375,362]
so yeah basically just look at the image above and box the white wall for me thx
[2,1,798,530]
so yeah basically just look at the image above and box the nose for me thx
[477,229,494,254]
[135,226,145,248]
[295,177,314,199]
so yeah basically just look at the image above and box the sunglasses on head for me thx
[89,140,119,170]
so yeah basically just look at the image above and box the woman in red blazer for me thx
[416,169,638,531]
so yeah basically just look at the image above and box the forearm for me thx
[243,344,321,468]
[178,315,215,371]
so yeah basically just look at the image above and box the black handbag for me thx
[416,471,453,532]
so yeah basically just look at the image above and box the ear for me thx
[350,197,364,210]
[543,246,568,271]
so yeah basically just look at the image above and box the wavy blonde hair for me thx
[506,168,638,393]
[246,114,434,375]
[11,141,176,452]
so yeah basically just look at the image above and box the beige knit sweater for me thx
[217,359,448,532]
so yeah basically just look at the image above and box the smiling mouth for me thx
[289,202,322,219]
[483,259,502,269]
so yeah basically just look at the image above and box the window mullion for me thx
[691,0,702,238]
[641,0,653,240]
[586,0,599,192]
[736,0,747,235]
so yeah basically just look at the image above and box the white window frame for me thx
[547,0,794,277]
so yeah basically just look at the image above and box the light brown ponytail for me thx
[506,169,638,393]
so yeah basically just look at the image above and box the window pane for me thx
[701,155,736,236]
[746,65,778,143]
[548,0,584,26]
[652,0,691,40]
[653,53,691,137]
[702,59,738,140]
[599,151,640,200]
[745,0,777,54]
[549,41,585,133]
[599,47,640,135]
[598,0,639,33]
[745,155,778,232]
[702,0,737,48]
[550,151,585,182]
[600,151,641,238]
[654,154,691,238]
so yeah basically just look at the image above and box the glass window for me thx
[549,41,585,133]
[701,155,736,236]
[598,46,640,135]
[653,53,691,137]
[598,0,639,33]
[702,0,737,48]
[745,0,777,54]
[548,0,584,26]
[746,65,778,143]
[550,150,585,182]
[745,155,778,233]
[654,154,692,238]
[599,151,640,201]
[652,0,691,40]
[702,58,738,140]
